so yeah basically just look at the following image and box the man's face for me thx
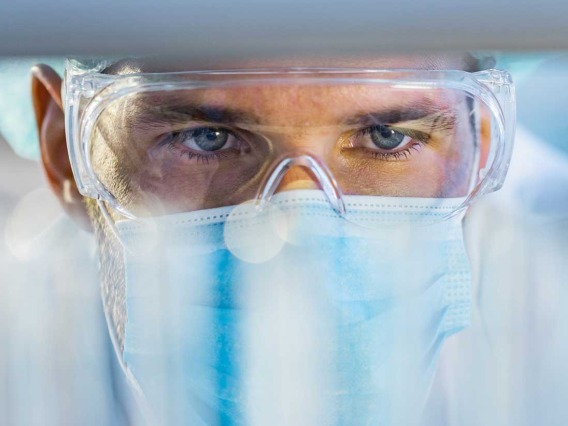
[81,53,482,344]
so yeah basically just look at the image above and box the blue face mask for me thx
[116,190,471,425]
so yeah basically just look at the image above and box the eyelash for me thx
[167,144,222,163]
[354,126,430,161]
[367,144,423,161]
[161,129,239,164]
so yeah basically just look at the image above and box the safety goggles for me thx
[65,67,515,224]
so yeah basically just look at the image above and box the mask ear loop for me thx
[96,199,156,424]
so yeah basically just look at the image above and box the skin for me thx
[31,54,489,347]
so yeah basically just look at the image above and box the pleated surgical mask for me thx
[115,190,471,425]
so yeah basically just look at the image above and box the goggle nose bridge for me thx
[257,154,346,216]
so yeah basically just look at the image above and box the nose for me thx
[258,155,346,215]
[275,166,320,192]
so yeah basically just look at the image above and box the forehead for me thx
[99,55,471,129]
[105,53,473,75]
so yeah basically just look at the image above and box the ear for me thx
[31,64,92,232]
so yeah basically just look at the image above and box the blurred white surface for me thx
[0,134,121,425]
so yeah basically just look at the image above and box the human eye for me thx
[161,126,250,162]
[347,124,430,161]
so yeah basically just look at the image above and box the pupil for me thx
[370,125,405,150]
[193,128,229,151]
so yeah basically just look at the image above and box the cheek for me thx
[402,148,458,198]
[478,107,492,170]
[129,162,263,214]
[90,128,134,203]
[439,120,477,197]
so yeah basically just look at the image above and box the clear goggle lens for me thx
[82,78,504,221]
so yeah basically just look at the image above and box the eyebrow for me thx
[344,99,452,126]
[134,103,260,129]
[131,99,456,133]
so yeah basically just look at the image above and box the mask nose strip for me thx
[257,155,346,216]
